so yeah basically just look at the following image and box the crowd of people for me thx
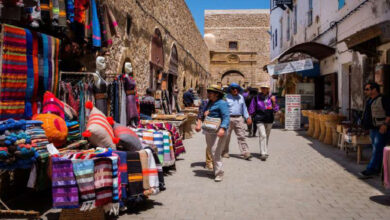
[194,83,279,182]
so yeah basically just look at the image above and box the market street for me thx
[122,129,390,220]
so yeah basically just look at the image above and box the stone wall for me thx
[204,10,270,88]
[81,0,209,99]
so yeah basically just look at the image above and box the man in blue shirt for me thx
[183,88,195,107]
[222,83,252,160]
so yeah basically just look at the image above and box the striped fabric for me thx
[114,151,128,203]
[72,159,96,205]
[142,130,154,146]
[25,29,34,119]
[110,156,119,203]
[139,150,151,196]
[145,148,159,195]
[153,131,164,165]
[0,24,27,120]
[52,157,79,209]
[126,151,143,198]
[150,147,165,191]
[163,131,174,166]
[93,157,113,207]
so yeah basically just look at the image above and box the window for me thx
[275,29,278,47]
[294,5,298,35]
[229,41,238,50]
[308,0,313,26]
[287,12,290,41]
[338,0,345,9]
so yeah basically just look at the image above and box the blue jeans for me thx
[367,128,390,173]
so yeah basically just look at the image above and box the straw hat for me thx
[207,84,224,94]
[258,82,270,89]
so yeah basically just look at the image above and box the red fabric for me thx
[74,0,89,24]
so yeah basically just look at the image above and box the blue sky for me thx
[185,0,270,35]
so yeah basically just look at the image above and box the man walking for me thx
[360,82,390,178]
[222,83,252,160]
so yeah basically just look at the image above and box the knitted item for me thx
[0,24,27,120]
[52,157,79,209]
[72,159,96,210]
[126,151,143,198]
[93,157,113,207]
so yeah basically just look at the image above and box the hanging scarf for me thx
[40,0,51,25]
[52,157,79,209]
[74,0,89,24]
[25,29,34,119]
[90,0,101,47]
[120,79,127,125]
[113,79,119,123]
[58,0,67,26]
[31,32,39,115]
[78,81,86,134]
[93,157,113,207]
[150,147,165,191]
[0,24,27,120]
[126,151,143,198]
[72,159,96,210]
[105,4,118,36]
[102,4,112,46]
[162,131,174,166]
[144,148,159,195]
[114,151,128,203]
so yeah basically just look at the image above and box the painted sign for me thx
[285,94,301,130]
[267,59,314,76]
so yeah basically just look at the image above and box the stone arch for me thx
[221,70,245,86]
[116,47,133,76]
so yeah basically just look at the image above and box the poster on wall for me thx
[285,94,301,130]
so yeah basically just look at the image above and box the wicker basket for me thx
[59,208,105,220]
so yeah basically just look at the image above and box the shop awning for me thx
[267,59,319,76]
[277,42,336,61]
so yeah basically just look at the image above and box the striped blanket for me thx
[93,157,113,207]
[126,151,143,199]
[0,24,28,120]
[72,159,96,210]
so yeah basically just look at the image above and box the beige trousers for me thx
[206,147,213,167]
[257,123,273,155]
[205,132,227,176]
[222,116,250,155]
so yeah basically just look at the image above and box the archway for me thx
[167,44,179,112]
[150,28,164,89]
[221,70,245,87]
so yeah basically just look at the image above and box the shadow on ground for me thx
[295,130,390,199]
[192,169,214,179]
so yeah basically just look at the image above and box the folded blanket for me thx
[126,151,143,198]
[72,159,95,210]
[93,157,113,207]
[52,157,79,209]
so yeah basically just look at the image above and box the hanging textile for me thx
[25,28,34,119]
[119,79,127,125]
[40,0,51,25]
[72,159,96,209]
[105,4,118,36]
[58,0,67,26]
[145,148,159,195]
[74,0,89,24]
[123,75,139,126]
[0,24,27,120]
[93,157,113,207]
[31,32,39,115]
[65,0,74,22]
[90,0,101,47]
[126,151,144,199]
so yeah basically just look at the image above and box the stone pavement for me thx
[121,129,390,220]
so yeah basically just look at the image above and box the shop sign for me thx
[285,94,301,130]
[267,59,313,75]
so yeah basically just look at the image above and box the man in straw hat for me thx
[196,84,230,182]
[221,83,252,160]
[248,82,279,161]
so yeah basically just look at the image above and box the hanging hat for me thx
[228,83,243,93]
[207,84,224,94]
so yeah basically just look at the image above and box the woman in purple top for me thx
[248,83,279,161]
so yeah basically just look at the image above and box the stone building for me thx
[80,0,210,100]
[204,10,270,88]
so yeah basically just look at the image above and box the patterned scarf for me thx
[93,157,113,207]
[114,151,128,203]
[0,24,27,120]
[162,131,174,167]
[52,157,79,209]
[72,159,95,210]
[150,147,165,191]
[139,150,153,196]
[90,0,101,47]
[126,151,143,198]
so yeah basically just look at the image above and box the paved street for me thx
[122,129,390,220]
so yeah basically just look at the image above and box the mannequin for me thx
[93,56,108,115]
[123,62,139,126]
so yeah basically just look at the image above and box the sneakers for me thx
[214,174,223,182]
[222,153,230,158]
[260,154,268,161]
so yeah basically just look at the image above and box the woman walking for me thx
[196,85,230,182]
[248,83,279,161]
